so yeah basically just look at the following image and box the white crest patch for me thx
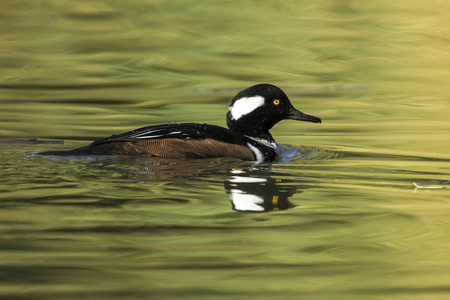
[229,96,265,120]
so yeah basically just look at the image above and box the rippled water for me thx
[1,1,449,299]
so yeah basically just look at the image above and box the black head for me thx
[226,84,321,137]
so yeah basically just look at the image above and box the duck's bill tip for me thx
[288,107,322,123]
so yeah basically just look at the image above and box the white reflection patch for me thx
[228,176,267,183]
[229,189,264,212]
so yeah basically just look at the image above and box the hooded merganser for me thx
[38,84,321,162]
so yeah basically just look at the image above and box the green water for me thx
[1,1,449,299]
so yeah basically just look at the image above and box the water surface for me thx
[1,1,449,299]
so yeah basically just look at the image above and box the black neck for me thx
[228,123,275,142]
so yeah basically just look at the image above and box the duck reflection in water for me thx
[224,168,297,212]
[55,155,304,212]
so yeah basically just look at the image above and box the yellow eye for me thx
[273,99,280,105]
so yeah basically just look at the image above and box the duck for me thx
[38,84,321,162]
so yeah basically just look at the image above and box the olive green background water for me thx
[1,1,449,299]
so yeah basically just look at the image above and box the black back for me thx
[90,123,248,147]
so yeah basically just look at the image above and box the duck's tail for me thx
[36,146,95,156]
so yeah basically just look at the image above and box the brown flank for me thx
[48,138,255,160]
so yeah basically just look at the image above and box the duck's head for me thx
[226,84,321,137]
